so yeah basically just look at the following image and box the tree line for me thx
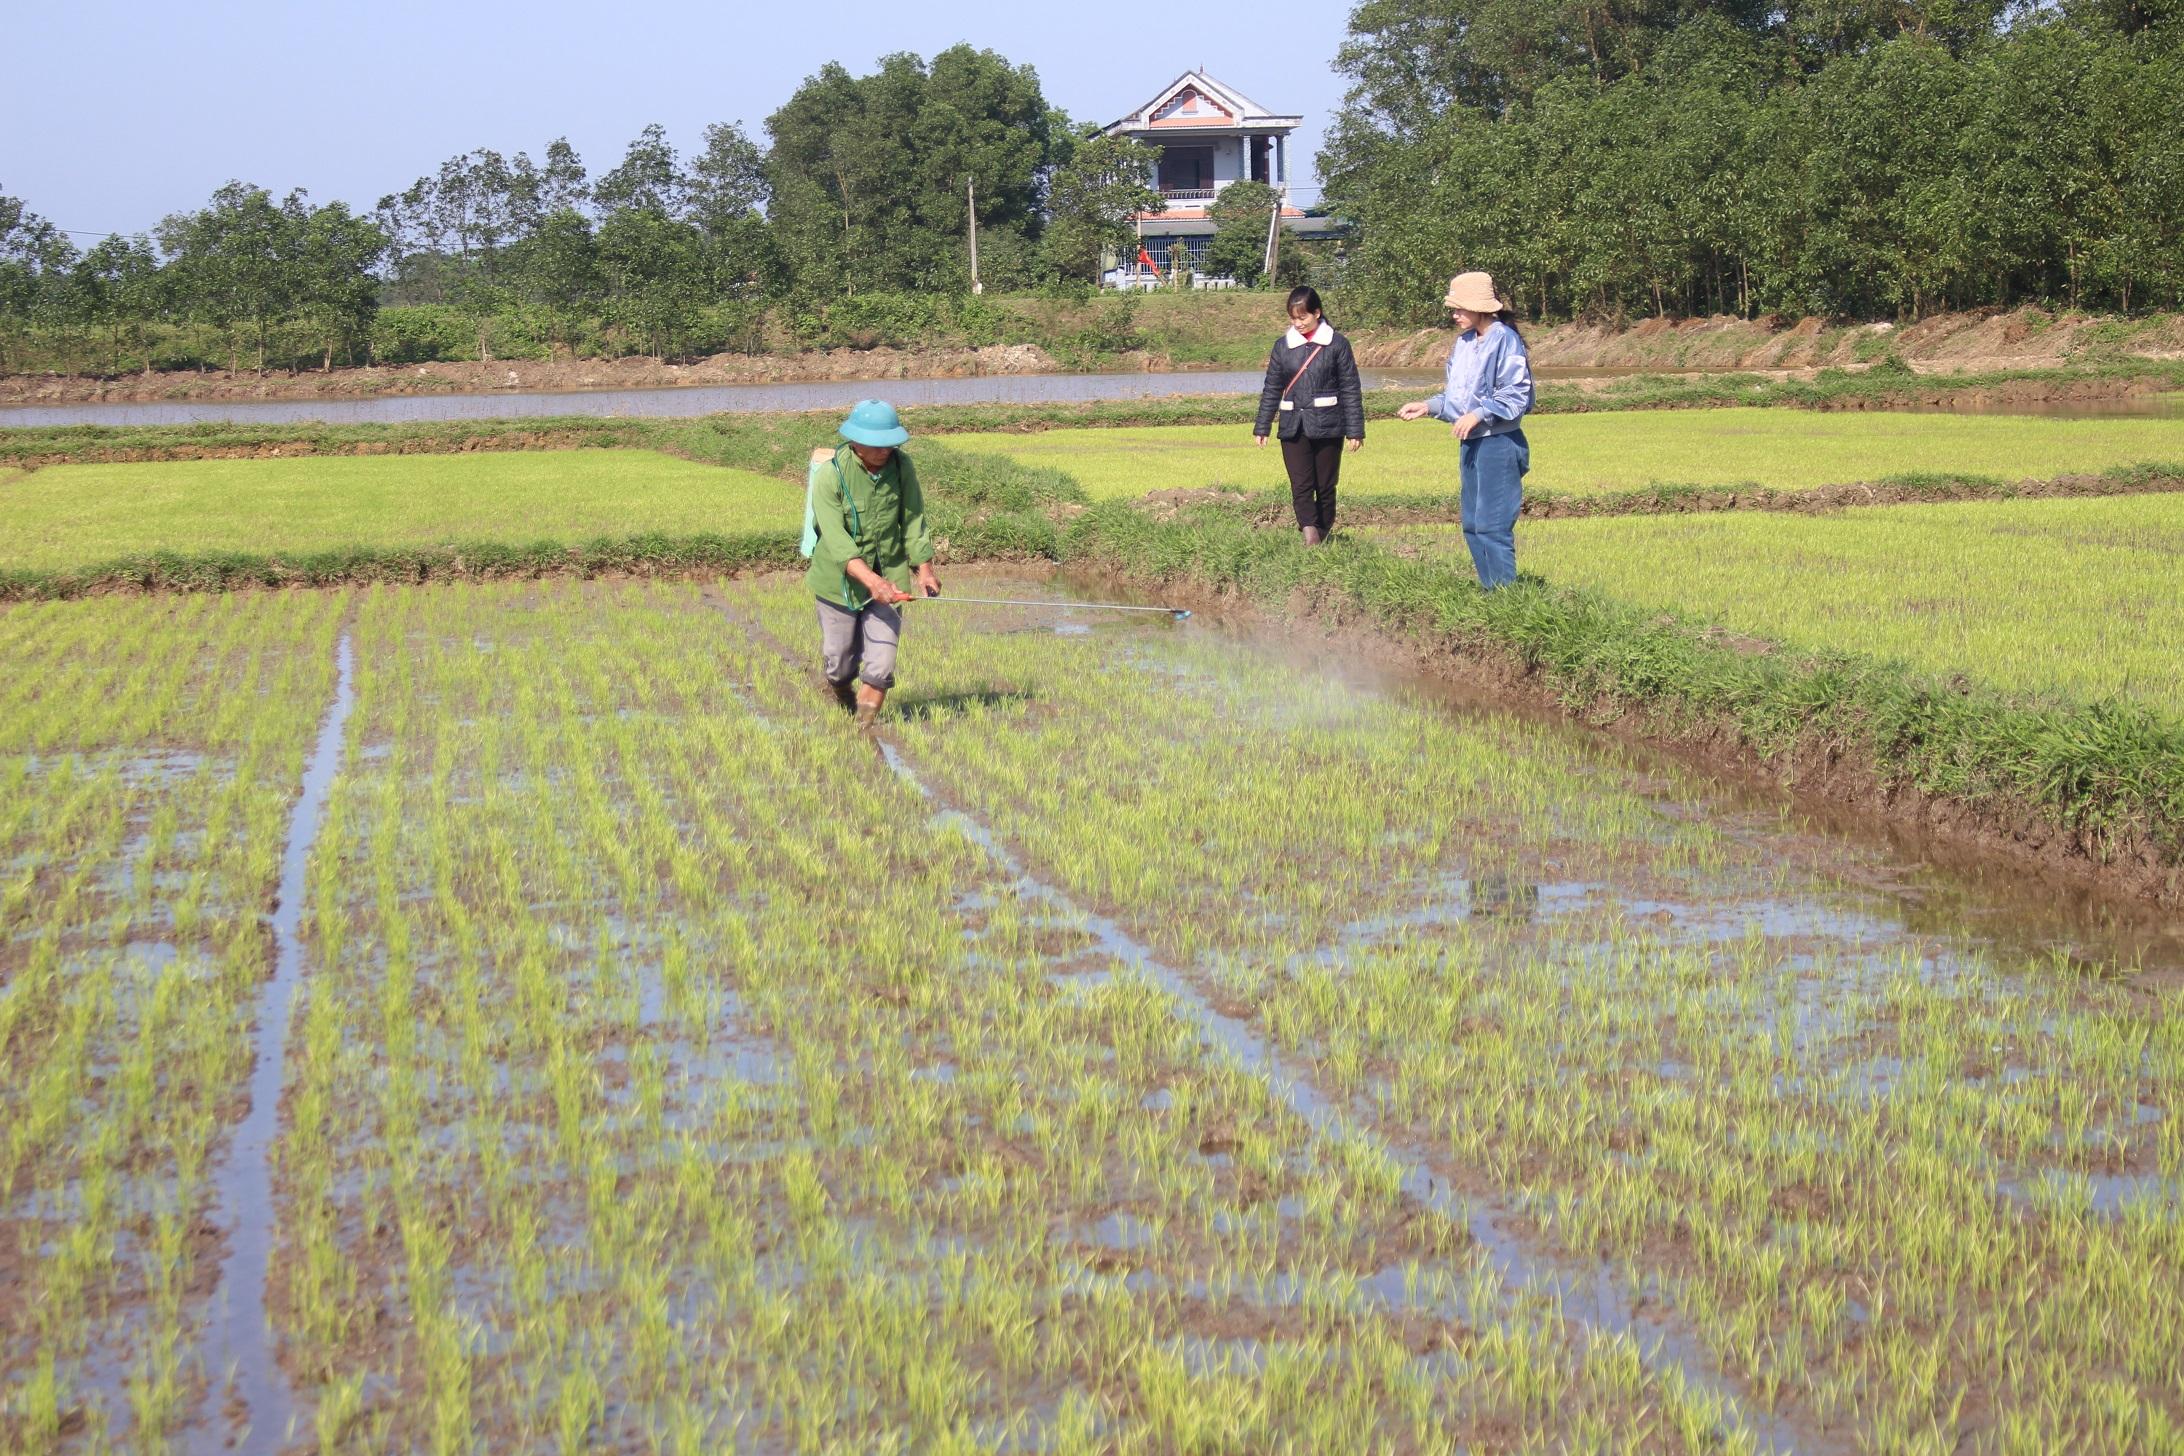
[0,45,1190,375]
[1323,0,2184,323]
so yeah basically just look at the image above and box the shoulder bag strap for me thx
[1281,342,1327,399]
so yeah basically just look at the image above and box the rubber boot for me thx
[826,677,857,714]
[1302,525,1323,547]
[854,682,886,730]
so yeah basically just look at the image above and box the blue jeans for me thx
[1459,428,1528,588]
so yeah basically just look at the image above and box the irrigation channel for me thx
[0,370,1457,429]
[193,629,355,1453]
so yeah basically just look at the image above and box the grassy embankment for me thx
[1380,496,2184,715]
[1052,497,2184,894]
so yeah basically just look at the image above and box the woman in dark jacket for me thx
[1253,286,1365,545]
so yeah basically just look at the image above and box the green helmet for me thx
[840,398,910,448]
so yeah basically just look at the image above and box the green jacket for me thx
[804,443,935,610]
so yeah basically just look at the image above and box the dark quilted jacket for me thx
[1254,327,1366,442]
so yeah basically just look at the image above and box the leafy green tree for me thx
[766,46,1063,296]
[596,124,685,216]
[1043,132,1162,282]
[538,137,590,214]
[287,199,387,369]
[514,208,602,354]
[684,122,776,298]
[70,233,161,373]
[596,208,707,358]
[1207,181,1281,286]
[158,182,296,372]
[378,150,529,354]
[1323,0,2184,322]
[0,191,77,371]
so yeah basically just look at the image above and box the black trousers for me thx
[1281,435,1341,531]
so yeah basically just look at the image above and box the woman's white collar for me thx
[1285,322,1334,347]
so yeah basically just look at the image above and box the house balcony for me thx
[1158,185,1217,202]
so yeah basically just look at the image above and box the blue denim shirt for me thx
[1425,321,1534,437]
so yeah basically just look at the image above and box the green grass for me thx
[0,449,800,572]
[1385,494,2184,713]
[942,410,2184,499]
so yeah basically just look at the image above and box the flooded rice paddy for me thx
[1,575,2178,1452]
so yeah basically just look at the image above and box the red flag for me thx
[1137,246,1158,273]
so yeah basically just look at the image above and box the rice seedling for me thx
[0,451,799,574]
[0,590,345,1448]
[234,575,1787,1450]
[9,562,2174,1450]
[1393,493,2184,713]
[941,410,2184,500]
[871,583,2183,1453]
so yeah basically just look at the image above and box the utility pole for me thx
[967,177,983,295]
[1263,185,1284,284]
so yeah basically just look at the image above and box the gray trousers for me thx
[816,597,903,690]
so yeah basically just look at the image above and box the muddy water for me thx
[0,365,1868,429]
[6,368,2176,431]
[194,629,355,1454]
[0,370,1395,429]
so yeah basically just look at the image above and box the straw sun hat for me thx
[1443,271,1508,312]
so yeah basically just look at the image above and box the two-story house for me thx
[1099,69,1334,284]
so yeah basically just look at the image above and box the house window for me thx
[1158,147,1213,193]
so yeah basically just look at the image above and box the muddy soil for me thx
[0,342,1066,406]
[1355,307,2184,377]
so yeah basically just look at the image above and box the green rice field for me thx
[2,571,2178,1452]
[939,410,2184,499]
[1384,493,2184,712]
[0,450,798,571]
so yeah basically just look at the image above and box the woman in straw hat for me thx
[1396,272,1535,588]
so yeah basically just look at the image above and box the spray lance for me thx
[903,593,1189,621]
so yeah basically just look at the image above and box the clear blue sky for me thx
[5,0,1352,241]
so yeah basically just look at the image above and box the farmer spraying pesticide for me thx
[802,399,941,728]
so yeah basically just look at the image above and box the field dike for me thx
[1285,463,2184,528]
[707,587,1825,1453]
[194,624,357,1450]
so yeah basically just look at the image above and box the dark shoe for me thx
[827,678,857,713]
